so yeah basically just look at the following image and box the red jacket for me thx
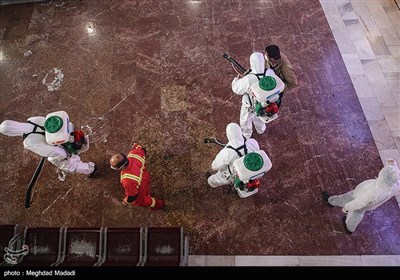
[120,143,163,209]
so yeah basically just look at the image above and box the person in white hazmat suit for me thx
[207,122,260,188]
[0,116,96,176]
[231,52,267,139]
[322,159,400,233]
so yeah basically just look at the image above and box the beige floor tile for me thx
[354,39,376,60]
[359,97,385,121]
[379,0,396,9]
[235,256,300,266]
[332,28,357,54]
[362,60,398,107]
[380,27,400,46]
[381,106,400,134]
[320,0,341,13]
[366,1,392,29]
[359,15,382,37]
[387,46,400,58]
[342,53,365,75]
[378,149,400,164]
[336,1,358,21]
[372,83,398,108]
[386,11,400,38]
[334,0,350,5]
[361,255,400,266]
[368,120,397,150]
[350,1,372,18]
[384,73,400,81]
[386,79,400,107]
[362,59,384,83]
[188,255,235,266]
[346,20,367,42]
[367,35,391,55]
[394,137,400,151]
[376,55,400,73]
[350,74,375,98]
[299,255,362,266]
[396,58,400,68]
[320,1,346,30]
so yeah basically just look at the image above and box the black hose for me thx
[204,137,226,147]
[25,157,46,208]
[223,53,247,74]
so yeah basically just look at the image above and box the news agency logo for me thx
[3,235,29,265]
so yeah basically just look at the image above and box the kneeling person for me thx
[110,143,165,210]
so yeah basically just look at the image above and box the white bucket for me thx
[250,69,285,104]
[44,111,73,145]
[232,150,272,182]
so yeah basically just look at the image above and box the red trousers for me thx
[130,171,164,210]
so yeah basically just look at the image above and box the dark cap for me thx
[265,45,281,59]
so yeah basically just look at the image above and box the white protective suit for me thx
[328,159,400,232]
[0,117,95,175]
[208,123,260,188]
[231,52,266,139]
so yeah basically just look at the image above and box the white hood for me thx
[377,159,400,188]
[249,52,265,74]
[226,123,244,148]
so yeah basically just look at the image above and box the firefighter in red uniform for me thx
[110,143,165,210]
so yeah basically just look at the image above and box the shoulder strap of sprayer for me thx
[23,121,45,140]
[251,68,267,81]
[227,137,248,175]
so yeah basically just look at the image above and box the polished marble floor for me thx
[0,0,399,266]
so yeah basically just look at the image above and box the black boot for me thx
[88,164,97,178]
[322,191,333,207]
[342,216,353,234]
